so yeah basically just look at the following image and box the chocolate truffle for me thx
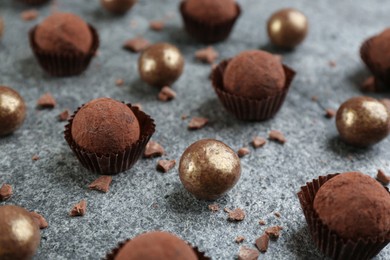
[336,96,390,147]
[0,205,41,260]
[0,17,4,39]
[71,98,140,155]
[35,12,92,54]
[0,86,26,136]
[314,172,390,240]
[183,0,237,24]
[101,0,137,15]
[114,231,197,260]
[223,50,286,99]
[179,139,241,200]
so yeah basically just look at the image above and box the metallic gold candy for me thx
[267,8,308,49]
[101,0,137,15]
[138,43,184,87]
[179,139,241,200]
[336,96,390,147]
[0,86,26,136]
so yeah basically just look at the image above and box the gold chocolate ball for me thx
[267,8,308,49]
[336,96,390,147]
[179,139,241,200]
[138,43,184,88]
[0,86,26,136]
[0,205,41,260]
[101,0,137,15]
[0,17,4,39]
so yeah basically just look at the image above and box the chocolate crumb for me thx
[195,46,219,64]
[377,169,390,185]
[88,176,113,193]
[132,103,142,111]
[252,136,266,148]
[226,208,245,221]
[259,219,266,225]
[181,114,188,120]
[32,154,40,161]
[329,60,336,67]
[0,184,12,201]
[361,77,377,92]
[237,147,250,158]
[123,37,151,53]
[255,233,269,253]
[311,96,318,102]
[144,141,165,158]
[37,93,56,109]
[21,9,38,21]
[30,211,48,229]
[265,226,283,239]
[325,108,336,119]
[115,79,124,87]
[274,212,281,218]
[158,86,176,102]
[149,20,165,31]
[70,200,87,217]
[208,203,220,212]
[268,130,286,144]
[238,246,259,260]
[58,109,70,122]
[156,159,176,173]
[235,235,245,243]
[188,117,208,130]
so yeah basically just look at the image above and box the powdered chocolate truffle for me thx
[0,205,41,260]
[114,231,197,260]
[223,50,286,99]
[71,98,140,155]
[101,0,137,15]
[35,12,92,54]
[184,0,237,24]
[314,172,390,240]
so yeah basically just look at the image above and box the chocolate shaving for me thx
[158,86,176,102]
[259,219,266,225]
[252,136,266,148]
[188,117,208,130]
[208,203,220,212]
[325,108,336,119]
[32,154,40,161]
[268,130,286,144]
[225,208,245,221]
[70,200,87,217]
[377,169,390,185]
[144,141,165,158]
[30,211,48,229]
[255,233,269,252]
[195,46,219,64]
[0,184,12,201]
[88,176,113,193]
[115,79,124,87]
[265,226,283,239]
[237,147,250,158]
[123,37,151,53]
[21,9,38,21]
[235,235,245,243]
[238,246,259,260]
[58,109,70,122]
[156,159,176,173]
[149,20,165,31]
[37,93,56,109]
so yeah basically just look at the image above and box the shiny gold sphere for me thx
[0,205,41,260]
[138,43,184,88]
[0,17,4,39]
[179,139,241,200]
[0,86,26,136]
[336,96,390,147]
[101,0,137,15]
[267,8,308,49]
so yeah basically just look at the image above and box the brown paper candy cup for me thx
[64,104,155,175]
[297,174,390,260]
[179,1,241,44]
[212,59,295,121]
[29,24,100,77]
[18,0,50,5]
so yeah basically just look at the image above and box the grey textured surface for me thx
[0,0,389,259]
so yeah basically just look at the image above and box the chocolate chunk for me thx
[123,37,151,53]
[32,154,40,161]
[361,77,377,92]
[208,203,220,212]
[21,9,38,21]
[259,219,266,225]
[181,114,188,120]
[235,235,245,243]
[188,117,208,130]
[115,79,124,86]
[144,141,165,158]
[149,20,165,31]
[311,96,318,102]
[30,211,48,229]
[252,136,266,148]
[255,233,269,252]
[69,200,87,217]
[268,130,286,144]
[237,147,250,158]
[37,93,56,109]
[88,176,113,193]
[0,184,12,201]
[225,208,245,221]
[195,46,219,64]
[238,246,259,260]
[156,159,176,173]
[158,86,176,102]
[325,108,336,119]
[377,169,390,185]
[329,60,336,67]
[274,212,281,218]
[58,109,70,122]
[265,226,283,239]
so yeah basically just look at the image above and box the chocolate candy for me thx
[101,0,137,15]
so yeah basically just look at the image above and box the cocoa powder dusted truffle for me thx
[0,205,41,260]
[183,0,237,24]
[71,98,140,155]
[101,0,137,15]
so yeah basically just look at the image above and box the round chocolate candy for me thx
[336,96,390,147]
[179,139,241,200]
[0,86,26,136]
[138,43,184,88]
[101,0,137,15]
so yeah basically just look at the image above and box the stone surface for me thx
[0,0,389,259]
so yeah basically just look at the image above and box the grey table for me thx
[0,0,389,259]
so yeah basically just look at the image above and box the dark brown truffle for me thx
[184,0,237,24]
[114,231,197,260]
[223,50,286,99]
[313,172,390,240]
[71,98,140,155]
[0,205,41,260]
[0,86,26,136]
[35,12,92,54]
[101,0,137,14]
